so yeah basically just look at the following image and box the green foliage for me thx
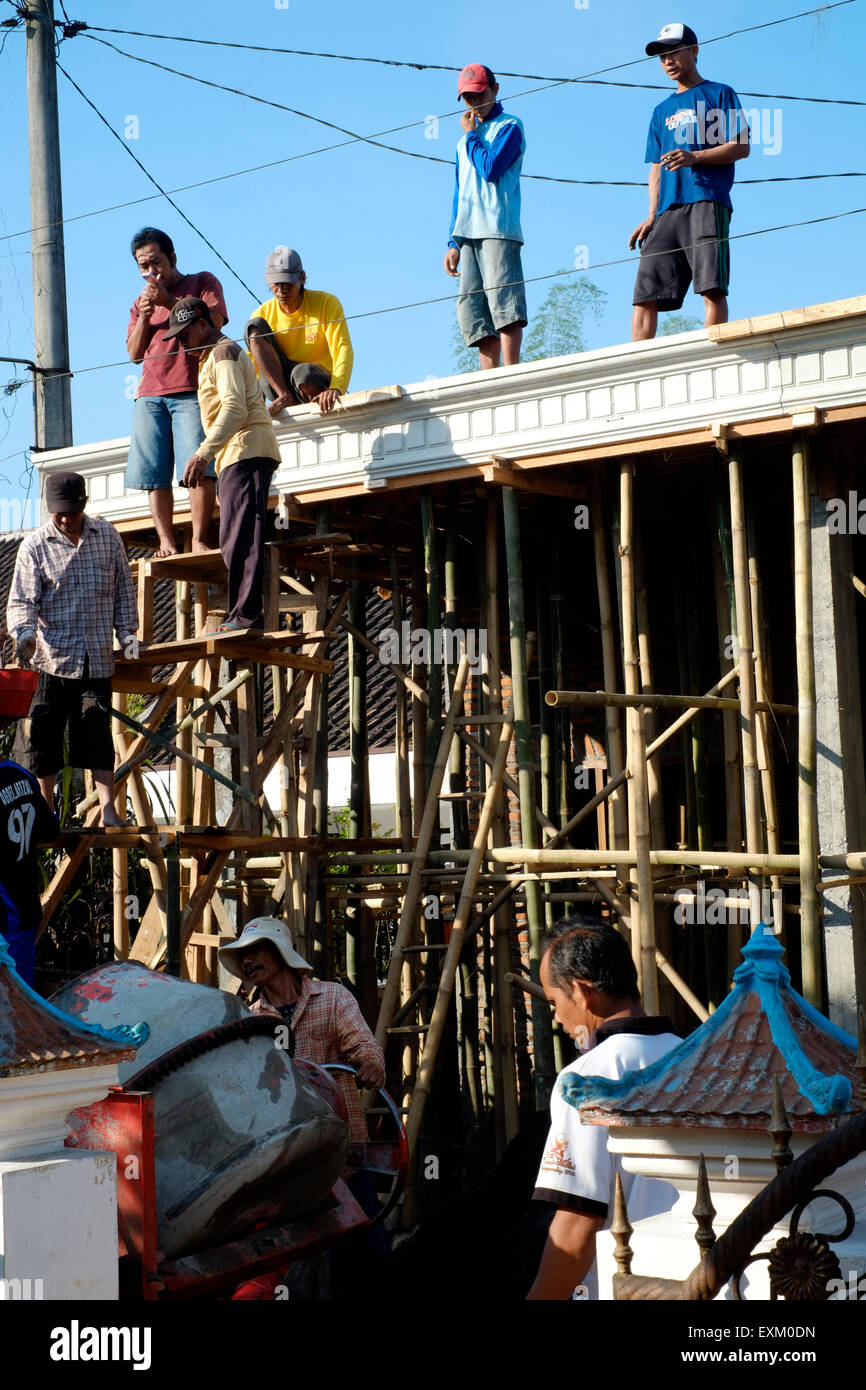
[658,312,703,336]
[451,273,608,372]
[523,276,607,361]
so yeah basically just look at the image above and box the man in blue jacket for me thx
[444,63,527,370]
[629,23,750,340]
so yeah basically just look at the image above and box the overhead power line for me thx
[33,201,866,387]
[0,2,859,247]
[56,60,258,301]
[72,0,866,109]
[76,34,866,194]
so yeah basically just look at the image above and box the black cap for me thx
[161,296,214,341]
[646,22,698,55]
[46,471,87,513]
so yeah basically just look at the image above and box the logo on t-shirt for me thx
[665,108,697,133]
[540,1132,576,1176]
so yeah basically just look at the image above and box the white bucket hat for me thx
[218,916,313,979]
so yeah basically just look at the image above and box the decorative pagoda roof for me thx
[0,937,145,1078]
[562,930,860,1133]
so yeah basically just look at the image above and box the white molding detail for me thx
[32,316,866,523]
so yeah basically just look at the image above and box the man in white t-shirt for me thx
[526,917,680,1300]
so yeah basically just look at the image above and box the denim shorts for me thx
[455,238,528,348]
[125,393,216,490]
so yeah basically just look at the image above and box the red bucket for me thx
[0,668,38,718]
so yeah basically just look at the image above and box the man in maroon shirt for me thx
[125,228,228,555]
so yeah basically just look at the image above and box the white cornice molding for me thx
[31,313,866,521]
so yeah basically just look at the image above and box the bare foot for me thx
[100,806,127,828]
[154,541,179,558]
[191,539,211,554]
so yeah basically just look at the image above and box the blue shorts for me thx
[125,393,216,490]
[455,238,528,348]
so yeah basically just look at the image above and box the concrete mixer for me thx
[53,961,406,1299]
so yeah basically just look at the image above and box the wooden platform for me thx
[114,629,335,673]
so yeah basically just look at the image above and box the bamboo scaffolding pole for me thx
[592,474,628,859]
[728,452,763,929]
[421,488,443,793]
[546,690,794,715]
[391,523,417,1124]
[546,668,740,848]
[747,515,785,940]
[406,712,514,1160]
[710,464,745,982]
[174,593,350,956]
[634,519,666,854]
[487,847,802,870]
[390,524,413,856]
[175,578,192,828]
[346,574,367,990]
[505,971,546,1002]
[411,544,427,837]
[793,434,822,1004]
[375,657,471,1045]
[342,612,558,841]
[307,508,332,975]
[619,462,659,1011]
[502,486,555,1103]
[444,496,480,1148]
[485,494,519,1148]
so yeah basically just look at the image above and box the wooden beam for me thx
[708,294,866,342]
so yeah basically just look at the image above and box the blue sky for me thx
[0,0,863,516]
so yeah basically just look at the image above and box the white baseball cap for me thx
[646,23,698,55]
[218,916,313,979]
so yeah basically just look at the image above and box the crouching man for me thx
[527,917,680,1299]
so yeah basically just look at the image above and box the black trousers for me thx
[218,457,276,628]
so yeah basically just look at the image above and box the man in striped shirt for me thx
[6,471,138,827]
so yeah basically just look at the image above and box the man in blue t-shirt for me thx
[629,23,750,340]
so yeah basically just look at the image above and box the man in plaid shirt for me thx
[6,471,138,827]
[219,916,386,1147]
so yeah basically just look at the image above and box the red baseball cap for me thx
[457,63,495,95]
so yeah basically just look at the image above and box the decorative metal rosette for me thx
[768,1232,841,1300]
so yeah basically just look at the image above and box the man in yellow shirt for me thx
[163,297,281,633]
[245,247,354,416]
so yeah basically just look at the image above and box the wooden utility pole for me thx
[26,0,73,451]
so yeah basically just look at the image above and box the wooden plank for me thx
[146,549,226,581]
[129,891,166,969]
[114,631,334,670]
[708,294,866,342]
